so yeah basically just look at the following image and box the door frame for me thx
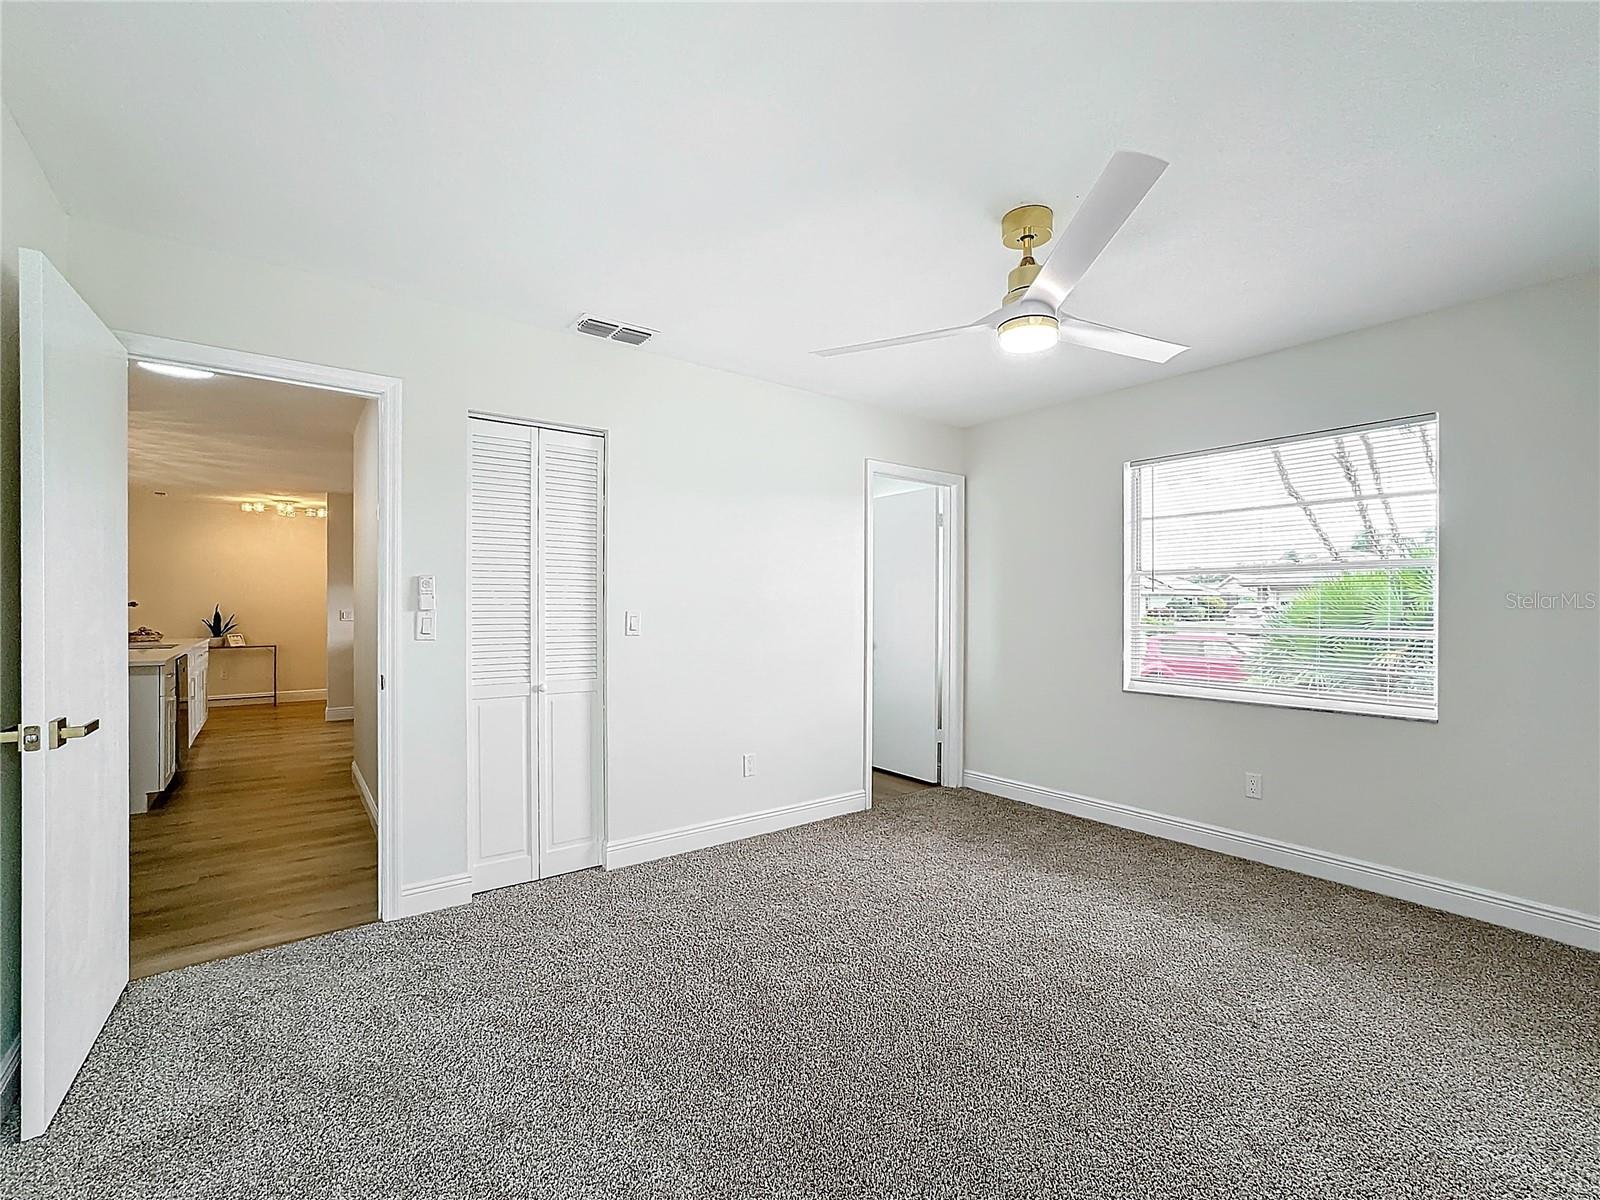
[864,460,965,801]
[117,332,405,919]
[464,410,610,877]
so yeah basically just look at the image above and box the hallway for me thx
[129,702,377,978]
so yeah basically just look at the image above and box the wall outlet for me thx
[1244,771,1264,800]
[741,753,756,778]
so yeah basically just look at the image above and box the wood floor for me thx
[871,769,938,803]
[129,701,377,978]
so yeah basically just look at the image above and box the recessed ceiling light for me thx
[136,360,215,381]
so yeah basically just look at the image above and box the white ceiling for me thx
[6,4,1595,427]
[128,366,365,504]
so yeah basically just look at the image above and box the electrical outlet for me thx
[741,753,756,778]
[1244,771,1264,800]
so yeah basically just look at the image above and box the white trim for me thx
[864,460,966,802]
[605,790,868,870]
[0,1036,18,1121]
[325,705,354,722]
[209,688,326,706]
[965,770,1600,952]
[392,873,473,920]
[116,332,404,922]
[351,761,378,831]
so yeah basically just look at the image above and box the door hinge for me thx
[935,728,945,743]
[1,725,42,752]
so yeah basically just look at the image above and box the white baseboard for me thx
[0,1035,17,1122]
[965,770,1600,952]
[392,872,473,920]
[350,760,378,831]
[606,789,869,870]
[325,705,354,722]
[210,688,327,707]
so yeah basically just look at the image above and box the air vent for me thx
[572,313,656,347]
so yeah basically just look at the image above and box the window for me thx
[1124,415,1438,720]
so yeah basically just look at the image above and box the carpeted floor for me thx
[4,787,1597,1199]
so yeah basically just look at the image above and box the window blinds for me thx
[1124,415,1439,720]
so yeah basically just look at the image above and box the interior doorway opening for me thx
[864,460,965,806]
[124,357,381,976]
[118,333,404,928]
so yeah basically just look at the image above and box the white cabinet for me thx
[129,659,177,814]
[187,644,208,746]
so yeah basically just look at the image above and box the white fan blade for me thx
[1024,151,1168,310]
[812,317,990,358]
[1056,314,1187,363]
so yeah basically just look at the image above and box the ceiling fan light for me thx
[996,314,1059,355]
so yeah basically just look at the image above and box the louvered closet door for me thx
[467,420,538,891]
[536,429,604,877]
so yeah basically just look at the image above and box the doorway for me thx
[864,460,965,805]
[124,359,377,976]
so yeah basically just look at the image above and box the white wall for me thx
[965,273,1600,917]
[128,492,328,697]
[325,491,354,716]
[0,109,74,1081]
[53,214,964,898]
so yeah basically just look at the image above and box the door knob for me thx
[48,717,100,750]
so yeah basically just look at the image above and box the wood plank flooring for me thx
[871,769,938,803]
[129,701,377,979]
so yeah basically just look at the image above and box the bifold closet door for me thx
[468,420,539,891]
[468,419,604,893]
[535,429,604,877]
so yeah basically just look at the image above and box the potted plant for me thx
[202,605,238,648]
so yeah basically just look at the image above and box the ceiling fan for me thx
[813,151,1187,363]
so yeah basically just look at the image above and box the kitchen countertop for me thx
[129,637,211,669]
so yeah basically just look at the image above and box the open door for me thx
[872,485,941,783]
[17,249,130,1138]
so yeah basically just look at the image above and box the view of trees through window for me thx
[1124,416,1439,718]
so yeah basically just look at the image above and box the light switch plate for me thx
[417,574,436,611]
[624,611,642,636]
[415,611,437,641]
[338,608,355,623]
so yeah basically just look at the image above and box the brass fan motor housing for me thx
[1002,204,1053,303]
[1001,204,1054,250]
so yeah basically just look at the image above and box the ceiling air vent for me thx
[572,314,656,347]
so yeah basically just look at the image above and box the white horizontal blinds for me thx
[469,420,535,688]
[1126,415,1439,719]
[538,431,603,682]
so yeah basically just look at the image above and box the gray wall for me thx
[965,273,1600,915]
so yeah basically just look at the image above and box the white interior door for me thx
[872,486,940,783]
[536,429,603,877]
[18,249,130,1139]
[467,420,603,890]
[467,420,538,892]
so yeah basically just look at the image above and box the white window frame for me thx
[1122,414,1440,722]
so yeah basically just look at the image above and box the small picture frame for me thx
[225,632,246,647]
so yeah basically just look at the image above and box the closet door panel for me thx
[467,419,538,891]
[537,429,604,876]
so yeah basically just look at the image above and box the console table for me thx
[212,643,278,706]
